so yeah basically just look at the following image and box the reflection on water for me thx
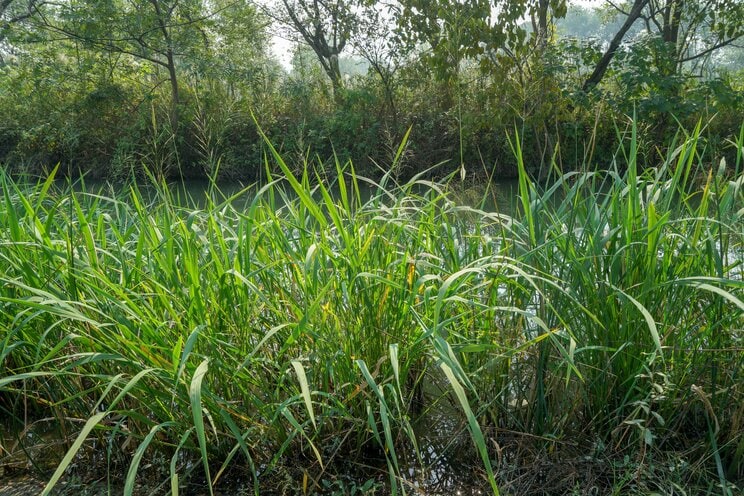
[402,376,491,495]
[0,418,65,474]
[67,177,521,214]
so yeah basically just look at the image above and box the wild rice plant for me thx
[489,119,743,487]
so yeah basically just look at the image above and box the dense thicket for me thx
[0,0,742,180]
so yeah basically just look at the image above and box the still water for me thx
[72,176,521,214]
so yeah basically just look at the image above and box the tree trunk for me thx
[148,0,179,131]
[660,0,683,76]
[165,48,179,132]
[582,0,648,91]
[536,0,550,50]
[327,53,343,99]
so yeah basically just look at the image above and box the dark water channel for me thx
[106,176,521,214]
[170,174,722,220]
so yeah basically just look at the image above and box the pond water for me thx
[70,176,521,214]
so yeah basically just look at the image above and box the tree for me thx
[351,4,406,124]
[532,0,567,50]
[646,0,744,75]
[1,0,44,56]
[394,0,567,79]
[269,0,361,96]
[582,0,648,91]
[583,0,744,90]
[557,4,644,42]
[208,0,272,93]
[36,0,214,132]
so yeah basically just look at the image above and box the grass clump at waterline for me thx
[0,121,742,495]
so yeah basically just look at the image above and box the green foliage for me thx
[0,0,274,178]
[1,0,743,182]
[395,0,567,79]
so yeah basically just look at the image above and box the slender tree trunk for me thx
[165,48,180,132]
[327,53,343,100]
[149,0,179,131]
[381,75,398,128]
[311,46,343,101]
[661,0,683,76]
[655,1,684,152]
[582,0,648,91]
[536,0,550,50]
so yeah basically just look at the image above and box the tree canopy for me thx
[0,0,741,179]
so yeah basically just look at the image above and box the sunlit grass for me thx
[0,120,742,495]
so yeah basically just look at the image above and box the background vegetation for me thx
[0,0,742,181]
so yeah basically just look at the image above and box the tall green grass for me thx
[0,120,742,494]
